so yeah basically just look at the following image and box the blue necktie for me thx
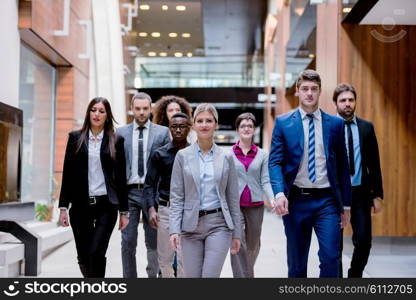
[306,114,316,183]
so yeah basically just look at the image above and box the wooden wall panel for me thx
[340,25,416,236]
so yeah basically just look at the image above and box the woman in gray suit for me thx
[169,103,241,277]
[230,113,274,278]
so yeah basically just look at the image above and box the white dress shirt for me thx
[128,119,150,184]
[293,107,330,188]
[88,130,107,196]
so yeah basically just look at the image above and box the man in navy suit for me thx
[333,83,383,277]
[268,70,352,277]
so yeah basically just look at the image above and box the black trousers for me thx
[339,188,372,278]
[69,196,118,277]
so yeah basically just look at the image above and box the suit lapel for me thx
[293,109,304,153]
[356,117,364,153]
[189,143,201,194]
[321,109,330,159]
[147,123,155,161]
[212,144,224,186]
[100,132,109,167]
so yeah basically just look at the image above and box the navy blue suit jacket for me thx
[268,109,351,213]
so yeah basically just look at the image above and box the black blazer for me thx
[59,130,128,211]
[356,117,383,200]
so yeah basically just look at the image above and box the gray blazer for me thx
[231,147,274,203]
[169,143,241,239]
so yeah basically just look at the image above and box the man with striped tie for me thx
[268,70,352,277]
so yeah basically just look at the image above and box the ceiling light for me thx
[187,52,193,57]
[151,32,161,37]
[309,53,315,58]
[148,52,156,56]
[130,31,138,37]
[138,32,148,37]
[159,52,168,57]
[168,32,178,38]
[139,4,150,10]
[176,5,186,11]
[182,33,191,38]
[174,52,183,57]
[162,5,168,10]
[342,7,352,13]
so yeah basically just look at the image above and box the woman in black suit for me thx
[58,97,129,278]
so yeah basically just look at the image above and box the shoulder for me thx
[255,147,268,158]
[151,122,169,133]
[322,111,344,128]
[356,117,373,128]
[68,130,81,141]
[276,109,297,123]
[116,123,132,135]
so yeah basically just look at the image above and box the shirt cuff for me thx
[343,206,351,210]
[275,192,285,199]
[59,207,68,211]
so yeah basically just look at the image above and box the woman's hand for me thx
[230,238,241,255]
[170,234,180,251]
[59,209,70,227]
[118,215,129,230]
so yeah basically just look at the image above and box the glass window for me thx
[18,45,56,204]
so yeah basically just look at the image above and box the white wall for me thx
[91,0,126,125]
[0,0,20,108]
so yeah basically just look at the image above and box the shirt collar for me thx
[89,129,104,141]
[336,113,357,124]
[233,140,258,153]
[299,107,321,121]
[197,143,214,156]
[134,119,150,130]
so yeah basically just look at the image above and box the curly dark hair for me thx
[152,95,193,127]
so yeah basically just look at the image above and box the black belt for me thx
[128,183,144,190]
[159,198,170,207]
[199,208,222,217]
[291,186,332,196]
[88,195,108,205]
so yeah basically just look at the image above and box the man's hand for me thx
[341,209,351,228]
[170,234,180,251]
[148,206,159,229]
[118,215,129,230]
[272,196,289,216]
[371,197,383,215]
[59,210,69,227]
[230,238,241,255]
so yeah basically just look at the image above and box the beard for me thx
[339,108,354,119]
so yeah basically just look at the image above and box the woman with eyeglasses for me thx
[230,112,274,278]
[58,97,129,277]
[169,103,241,277]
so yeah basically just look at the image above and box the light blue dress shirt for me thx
[197,145,221,210]
[343,116,362,187]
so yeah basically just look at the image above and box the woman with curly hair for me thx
[152,95,196,143]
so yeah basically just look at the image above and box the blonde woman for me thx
[169,103,241,277]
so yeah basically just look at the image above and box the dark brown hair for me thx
[296,69,321,89]
[76,97,117,160]
[153,95,193,127]
[332,83,357,102]
[235,112,257,129]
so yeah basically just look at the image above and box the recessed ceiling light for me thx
[148,52,156,56]
[342,7,352,13]
[174,52,183,57]
[182,33,191,38]
[162,5,168,10]
[138,32,148,37]
[187,52,193,57]
[130,31,138,37]
[176,5,186,11]
[151,32,161,37]
[140,5,150,10]
[168,32,178,38]
[159,52,168,57]
[309,53,315,58]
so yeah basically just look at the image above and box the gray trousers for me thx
[121,188,159,278]
[231,205,264,278]
[180,211,232,278]
[158,205,184,278]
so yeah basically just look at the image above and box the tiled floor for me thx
[39,211,416,278]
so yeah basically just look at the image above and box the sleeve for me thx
[115,134,128,212]
[143,151,161,210]
[225,154,241,239]
[260,151,275,201]
[268,118,287,196]
[58,133,75,208]
[336,121,352,208]
[169,153,185,235]
[368,123,383,199]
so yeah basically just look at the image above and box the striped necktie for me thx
[306,114,316,183]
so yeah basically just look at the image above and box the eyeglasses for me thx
[239,125,254,130]
[170,125,189,130]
